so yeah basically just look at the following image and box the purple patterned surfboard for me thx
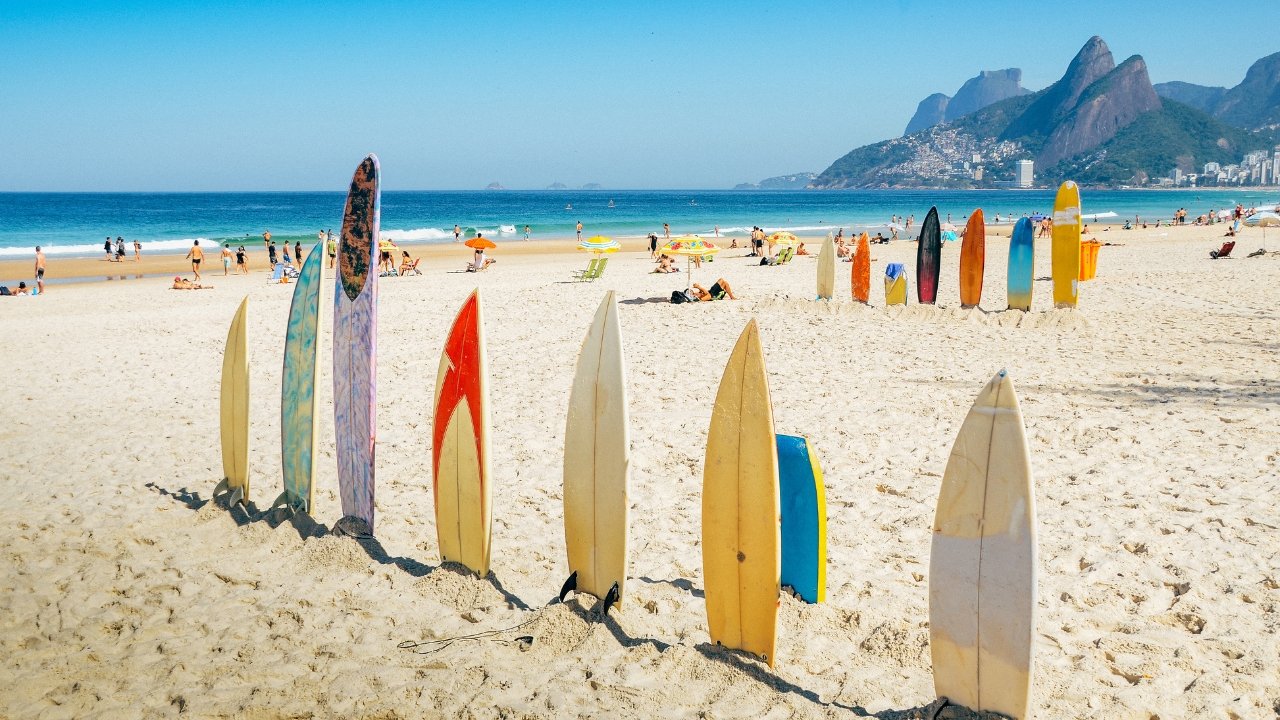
[333,154,380,532]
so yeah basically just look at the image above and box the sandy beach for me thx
[1,224,1277,718]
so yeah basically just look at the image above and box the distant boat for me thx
[689,199,698,206]
[607,199,615,208]
[566,203,573,210]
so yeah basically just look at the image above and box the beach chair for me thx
[592,257,610,279]
[1210,241,1235,259]
[399,258,421,276]
[267,264,286,283]
[573,257,601,280]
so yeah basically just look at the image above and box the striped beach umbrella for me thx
[578,235,621,254]
[659,236,721,290]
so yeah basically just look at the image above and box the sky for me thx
[1,0,1275,191]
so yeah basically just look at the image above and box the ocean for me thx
[2,188,1277,258]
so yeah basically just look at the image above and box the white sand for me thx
[1,227,1277,719]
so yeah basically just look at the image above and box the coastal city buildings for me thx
[1161,146,1280,187]
[1016,160,1034,188]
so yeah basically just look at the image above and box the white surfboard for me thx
[816,236,835,299]
[929,370,1037,719]
[562,291,630,610]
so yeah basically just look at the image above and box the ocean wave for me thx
[0,237,219,257]
[379,227,453,242]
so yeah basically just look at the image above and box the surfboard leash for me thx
[397,612,540,655]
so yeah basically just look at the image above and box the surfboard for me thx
[851,233,871,304]
[278,243,324,515]
[1007,218,1034,311]
[703,319,780,666]
[776,434,826,604]
[433,289,493,576]
[219,296,249,506]
[929,370,1037,719]
[1051,181,1082,308]
[333,154,380,533]
[562,291,630,612]
[885,263,908,306]
[959,210,985,309]
[917,207,942,305]
[816,235,836,300]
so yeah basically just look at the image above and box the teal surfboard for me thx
[277,242,324,514]
[776,434,826,603]
[1007,218,1034,311]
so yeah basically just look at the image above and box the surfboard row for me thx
[216,155,1037,719]
[822,181,1085,311]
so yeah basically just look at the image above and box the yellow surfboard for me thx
[219,296,249,506]
[1051,181,1082,308]
[562,291,630,611]
[703,319,780,666]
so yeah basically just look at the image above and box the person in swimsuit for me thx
[691,278,736,301]
[294,241,303,263]
[221,246,233,275]
[34,246,46,294]
[185,240,204,280]
[171,276,212,290]
[105,237,113,261]
[235,246,248,274]
[133,238,141,261]
[116,238,126,261]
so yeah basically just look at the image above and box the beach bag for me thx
[0,286,9,296]
[671,290,696,304]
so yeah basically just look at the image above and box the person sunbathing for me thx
[691,278,736,301]
[172,276,212,290]
[796,242,809,256]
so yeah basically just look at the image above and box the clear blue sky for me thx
[1,0,1274,191]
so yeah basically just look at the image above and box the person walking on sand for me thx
[236,245,248,274]
[268,241,278,267]
[294,241,303,263]
[104,237,113,261]
[524,224,531,241]
[116,237,126,262]
[454,224,462,242]
[326,231,337,268]
[221,245,233,275]
[34,246,46,295]
[263,230,271,246]
[133,238,141,261]
[186,239,204,280]
[663,223,670,239]
[576,221,583,240]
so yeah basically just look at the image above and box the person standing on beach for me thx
[524,224,531,241]
[104,237,113,261]
[186,240,204,280]
[34,246,46,295]
[576,221,583,240]
[326,231,337,268]
[236,245,248,274]
[133,238,141,261]
[663,223,671,239]
[294,241,303,263]
[268,241,278,267]
[116,237,126,262]
[263,230,271,246]
[454,224,462,242]
[221,245,233,275]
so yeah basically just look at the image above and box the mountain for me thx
[1154,81,1227,113]
[904,70,1029,135]
[1214,52,1280,130]
[812,36,1271,189]
[734,172,816,190]
[1154,52,1280,130]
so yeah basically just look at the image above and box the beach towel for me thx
[885,263,906,280]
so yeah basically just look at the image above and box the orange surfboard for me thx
[959,210,985,309]
[851,233,871,304]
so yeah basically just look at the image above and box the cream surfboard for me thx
[816,235,836,300]
[561,291,630,612]
[333,154,380,533]
[929,370,1037,719]
[1051,181,1082,308]
[703,319,780,666]
[433,290,493,576]
[218,296,250,507]
[276,244,324,516]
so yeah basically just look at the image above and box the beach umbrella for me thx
[464,236,496,250]
[1029,213,1046,223]
[578,235,621,254]
[767,231,799,246]
[1245,212,1280,248]
[659,235,721,290]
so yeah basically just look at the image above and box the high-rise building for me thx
[1204,161,1221,175]
[1015,160,1034,188]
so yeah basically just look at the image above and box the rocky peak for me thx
[1038,55,1161,167]
[904,93,951,135]
[948,69,1029,119]
[1002,36,1116,140]
[1214,51,1280,129]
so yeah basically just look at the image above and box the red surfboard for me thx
[851,233,871,304]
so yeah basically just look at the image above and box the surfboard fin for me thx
[269,492,295,523]
[213,478,230,496]
[600,582,620,616]
[226,485,245,508]
[558,571,577,603]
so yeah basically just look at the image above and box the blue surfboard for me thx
[1007,217,1034,311]
[776,434,827,603]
